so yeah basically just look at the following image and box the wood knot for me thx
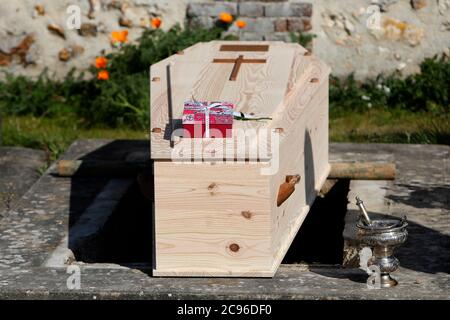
[304,51,312,56]
[274,128,284,134]
[207,182,216,190]
[229,243,240,252]
[151,127,162,133]
[207,183,218,194]
[310,78,319,83]
[241,211,253,219]
[177,50,184,55]
[152,77,160,82]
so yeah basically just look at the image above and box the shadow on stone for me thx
[312,210,450,283]
[385,184,450,210]
[309,266,368,284]
[67,140,154,273]
[0,147,46,216]
[368,211,450,275]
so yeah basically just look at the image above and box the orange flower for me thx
[95,56,108,69]
[97,70,109,81]
[235,20,247,29]
[151,17,162,29]
[111,30,128,44]
[219,12,233,24]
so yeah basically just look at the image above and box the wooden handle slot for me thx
[277,174,301,207]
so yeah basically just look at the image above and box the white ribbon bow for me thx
[191,101,262,138]
[194,102,233,138]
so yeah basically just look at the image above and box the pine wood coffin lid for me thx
[150,41,330,161]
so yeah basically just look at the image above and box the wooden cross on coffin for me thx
[213,44,268,81]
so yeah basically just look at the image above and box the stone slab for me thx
[0,147,46,216]
[0,140,448,299]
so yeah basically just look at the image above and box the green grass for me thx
[330,109,449,145]
[0,24,448,159]
[1,109,447,163]
[1,115,148,162]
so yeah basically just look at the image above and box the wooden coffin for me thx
[150,41,330,277]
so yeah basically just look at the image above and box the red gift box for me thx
[182,101,234,138]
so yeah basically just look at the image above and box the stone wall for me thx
[311,0,450,78]
[0,0,187,79]
[188,0,450,78]
[0,0,449,80]
[187,0,312,41]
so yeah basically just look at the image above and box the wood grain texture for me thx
[270,80,330,266]
[270,57,331,134]
[154,161,272,276]
[153,83,329,277]
[150,41,298,160]
[152,41,330,277]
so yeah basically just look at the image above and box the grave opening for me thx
[71,178,350,268]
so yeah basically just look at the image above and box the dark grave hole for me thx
[282,179,350,265]
[72,179,349,267]
[72,181,154,264]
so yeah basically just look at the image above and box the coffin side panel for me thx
[153,161,272,277]
[270,80,330,271]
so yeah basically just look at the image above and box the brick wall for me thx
[187,0,312,41]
